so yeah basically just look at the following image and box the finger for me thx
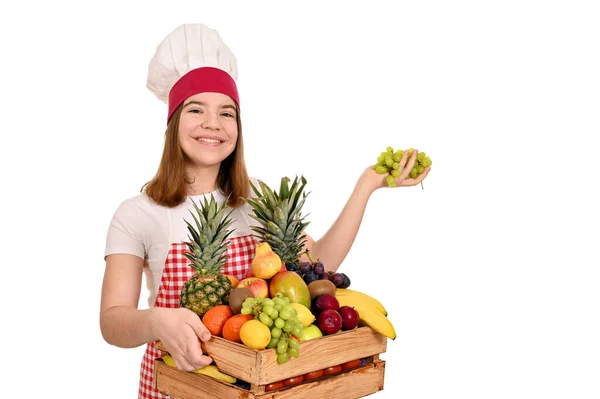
[398,150,418,181]
[188,352,214,370]
[399,167,430,186]
[172,353,197,372]
[189,316,212,342]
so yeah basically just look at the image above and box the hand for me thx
[150,307,213,371]
[363,148,431,191]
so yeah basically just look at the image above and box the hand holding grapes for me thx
[364,147,431,191]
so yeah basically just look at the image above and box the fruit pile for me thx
[166,177,396,387]
[374,146,432,187]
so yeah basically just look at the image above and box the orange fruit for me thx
[222,314,254,343]
[225,275,239,288]
[201,305,234,336]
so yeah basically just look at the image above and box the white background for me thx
[1,1,599,398]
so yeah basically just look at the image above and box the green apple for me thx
[298,324,323,341]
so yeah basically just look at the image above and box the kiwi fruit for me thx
[307,279,337,300]
[228,287,254,314]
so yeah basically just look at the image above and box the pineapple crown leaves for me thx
[246,176,310,245]
[183,194,236,273]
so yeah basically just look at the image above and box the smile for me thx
[196,137,223,144]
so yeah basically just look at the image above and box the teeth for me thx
[197,138,221,143]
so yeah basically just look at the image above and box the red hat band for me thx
[167,67,239,123]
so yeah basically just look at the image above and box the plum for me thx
[314,294,339,313]
[317,309,342,335]
[338,305,359,330]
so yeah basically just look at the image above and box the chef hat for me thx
[147,23,239,123]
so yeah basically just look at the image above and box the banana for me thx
[335,295,396,340]
[335,288,388,316]
[162,355,237,384]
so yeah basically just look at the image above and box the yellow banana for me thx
[335,288,388,316]
[335,295,396,340]
[162,355,237,384]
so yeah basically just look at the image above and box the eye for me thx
[189,108,202,114]
[221,112,235,118]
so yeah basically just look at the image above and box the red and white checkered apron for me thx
[138,207,257,398]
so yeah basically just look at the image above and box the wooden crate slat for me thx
[256,360,386,399]
[154,359,250,399]
[155,359,386,399]
[255,327,387,385]
[156,327,387,386]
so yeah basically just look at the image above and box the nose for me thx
[201,111,220,130]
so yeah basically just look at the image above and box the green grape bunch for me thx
[374,146,432,188]
[241,293,304,364]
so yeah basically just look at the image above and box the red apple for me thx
[269,271,311,309]
[317,309,342,335]
[237,277,269,299]
[338,306,359,330]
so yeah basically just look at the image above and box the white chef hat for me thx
[147,23,239,123]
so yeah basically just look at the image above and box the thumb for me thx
[191,317,212,342]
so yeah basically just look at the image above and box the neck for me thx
[186,164,221,196]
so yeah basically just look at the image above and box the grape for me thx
[303,270,319,284]
[298,262,312,274]
[283,320,294,333]
[271,327,282,339]
[286,263,298,272]
[288,339,299,350]
[289,347,300,358]
[373,146,432,187]
[277,340,289,354]
[277,352,290,364]
[292,325,303,337]
[313,261,325,275]
[267,337,279,349]
[262,298,274,307]
[320,272,332,281]
[259,312,273,327]
[274,318,285,329]
[339,273,352,289]
[331,273,344,287]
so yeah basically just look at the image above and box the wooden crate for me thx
[153,326,387,398]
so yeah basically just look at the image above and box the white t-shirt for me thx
[104,177,262,307]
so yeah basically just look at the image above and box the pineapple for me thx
[179,194,235,317]
[245,176,310,268]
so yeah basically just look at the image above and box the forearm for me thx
[308,173,376,272]
[100,306,159,348]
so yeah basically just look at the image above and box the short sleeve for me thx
[104,201,146,260]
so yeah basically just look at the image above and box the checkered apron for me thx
[138,207,257,398]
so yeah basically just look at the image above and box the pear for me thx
[252,242,283,279]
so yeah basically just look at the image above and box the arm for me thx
[99,254,155,348]
[301,149,430,271]
[99,254,213,370]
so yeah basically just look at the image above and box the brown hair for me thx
[142,103,249,208]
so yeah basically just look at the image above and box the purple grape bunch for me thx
[298,255,351,288]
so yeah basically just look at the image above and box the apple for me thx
[269,271,311,309]
[298,324,323,341]
[237,277,269,299]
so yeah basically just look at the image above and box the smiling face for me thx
[178,92,239,169]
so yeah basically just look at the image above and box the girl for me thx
[99,23,430,398]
